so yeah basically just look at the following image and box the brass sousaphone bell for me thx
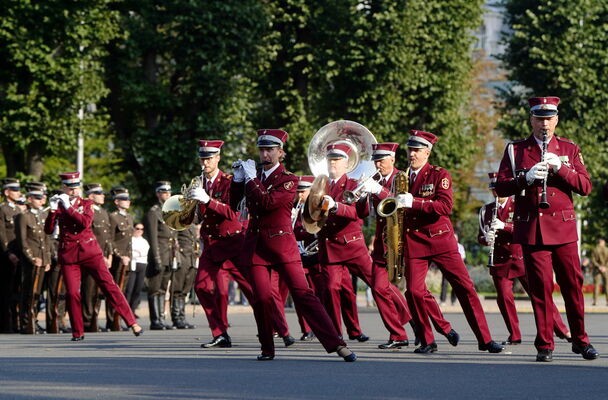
[302,120,377,234]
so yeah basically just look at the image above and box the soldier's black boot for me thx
[149,295,165,330]
[171,297,185,329]
[158,295,175,330]
[178,297,195,329]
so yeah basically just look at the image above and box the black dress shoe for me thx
[478,340,504,353]
[572,343,600,360]
[257,354,275,361]
[445,329,460,347]
[414,336,421,346]
[343,352,357,362]
[182,322,196,329]
[300,332,315,341]
[501,339,522,345]
[283,335,296,347]
[150,323,166,331]
[71,336,85,342]
[556,332,572,343]
[414,342,437,354]
[348,334,370,342]
[379,339,409,349]
[201,334,232,348]
[536,349,553,362]
[336,345,357,362]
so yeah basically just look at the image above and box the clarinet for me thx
[539,129,550,209]
[487,197,499,268]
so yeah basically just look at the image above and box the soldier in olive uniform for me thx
[107,187,134,331]
[16,183,52,334]
[0,178,23,333]
[81,183,113,332]
[144,181,179,330]
[171,224,200,329]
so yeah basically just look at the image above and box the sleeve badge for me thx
[284,181,294,190]
[441,178,450,189]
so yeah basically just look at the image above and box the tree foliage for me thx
[499,0,608,243]
[0,0,120,178]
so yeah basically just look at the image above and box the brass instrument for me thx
[162,176,202,231]
[302,120,377,233]
[343,169,382,204]
[377,168,409,284]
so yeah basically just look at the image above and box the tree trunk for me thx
[26,142,44,179]
[2,145,24,177]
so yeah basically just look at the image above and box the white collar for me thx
[533,135,553,148]
[29,208,40,215]
[8,202,16,209]
[204,169,220,185]
[93,204,100,211]
[410,165,423,176]
[263,163,280,180]
[119,209,128,216]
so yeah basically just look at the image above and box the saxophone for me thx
[377,168,409,284]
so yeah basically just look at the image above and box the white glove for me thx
[58,193,71,209]
[525,162,548,185]
[484,230,496,244]
[49,196,59,211]
[361,178,383,195]
[190,187,210,204]
[232,161,245,182]
[397,193,413,208]
[243,159,257,181]
[490,219,505,231]
[322,195,336,211]
[544,152,562,171]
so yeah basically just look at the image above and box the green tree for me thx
[499,0,608,241]
[104,0,272,206]
[0,0,120,179]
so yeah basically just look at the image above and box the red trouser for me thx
[250,261,345,357]
[372,261,412,327]
[195,252,288,337]
[320,263,362,337]
[522,242,588,350]
[62,254,136,338]
[323,253,409,341]
[295,266,324,333]
[492,273,569,342]
[407,250,492,346]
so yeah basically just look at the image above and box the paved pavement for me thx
[1,303,606,400]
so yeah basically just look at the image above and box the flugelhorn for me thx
[162,176,202,231]
[343,169,381,204]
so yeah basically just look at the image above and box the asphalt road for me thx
[1,309,606,400]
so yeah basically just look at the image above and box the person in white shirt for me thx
[125,223,150,315]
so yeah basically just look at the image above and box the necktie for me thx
[205,179,211,193]
[261,173,267,183]
[330,180,336,190]
[410,173,417,184]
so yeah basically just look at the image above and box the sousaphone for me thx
[302,120,377,233]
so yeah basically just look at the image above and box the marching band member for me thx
[479,172,571,346]
[367,143,459,348]
[230,129,356,361]
[44,172,142,341]
[187,140,292,348]
[317,143,408,346]
[398,131,503,354]
[496,97,599,361]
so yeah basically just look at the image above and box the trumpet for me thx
[343,169,381,204]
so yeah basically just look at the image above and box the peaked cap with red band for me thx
[326,143,352,159]
[372,142,399,160]
[257,129,288,148]
[198,140,224,158]
[528,97,559,117]
[59,172,81,187]
[407,130,438,150]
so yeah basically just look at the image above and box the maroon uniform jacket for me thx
[231,163,300,266]
[198,170,244,263]
[44,197,102,265]
[477,197,525,279]
[495,135,591,245]
[403,163,458,258]
[317,174,369,265]
[371,168,400,264]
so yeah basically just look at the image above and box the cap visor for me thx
[531,110,558,117]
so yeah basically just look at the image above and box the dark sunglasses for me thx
[30,194,44,200]
[134,227,144,230]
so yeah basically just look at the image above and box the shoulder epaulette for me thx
[510,138,526,144]
[434,166,442,171]
[556,136,574,144]
[225,174,233,179]
[151,204,160,210]
[282,170,294,175]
